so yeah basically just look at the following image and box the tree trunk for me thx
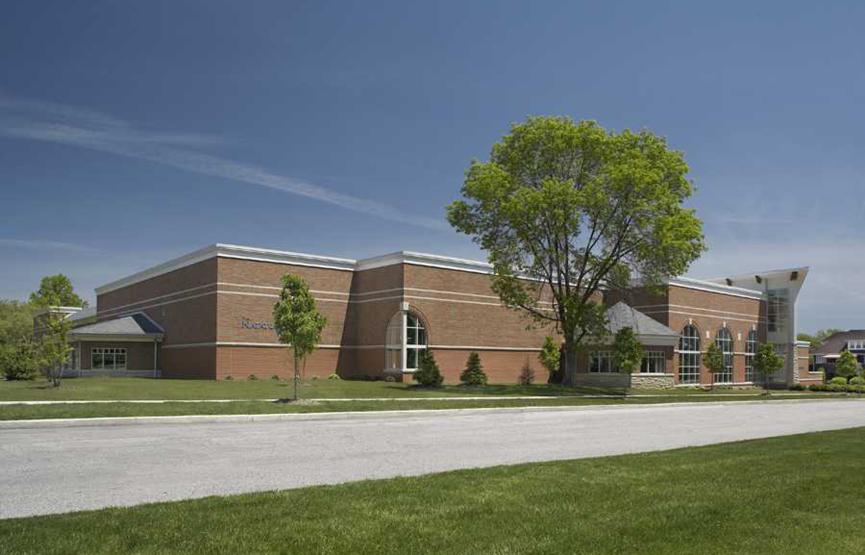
[561,342,579,387]
[293,352,300,402]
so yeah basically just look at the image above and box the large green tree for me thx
[447,117,705,385]
[0,300,38,380]
[272,274,327,401]
[29,274,87,307]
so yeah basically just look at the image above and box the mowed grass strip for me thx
[0,377,608,401]
[0,376,803,402]
[0,394,842,420]
[2,427,863,554]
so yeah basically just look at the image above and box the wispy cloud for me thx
[0,238,97,253]
[0,95,448,231]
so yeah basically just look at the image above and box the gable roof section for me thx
[70,312,164,340]
[603,302,679,346]
[813,330,865,356]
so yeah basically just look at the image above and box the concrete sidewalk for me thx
[0,392,821,405]
[2,398,864,519]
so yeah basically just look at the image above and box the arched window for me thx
[715,328,733,384]
[745,329,757,382]
[678,325,701,384]
[384,311,428,372]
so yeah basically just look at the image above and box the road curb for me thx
[1,398,861,430]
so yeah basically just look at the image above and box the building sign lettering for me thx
[240,317,274,330]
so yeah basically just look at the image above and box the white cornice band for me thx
[95,243,788,302]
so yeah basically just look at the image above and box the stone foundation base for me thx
[574,373,676,389]
[629,374,676,389]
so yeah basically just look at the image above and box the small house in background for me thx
[812,330,865,379]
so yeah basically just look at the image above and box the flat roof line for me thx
[94,243,794,300]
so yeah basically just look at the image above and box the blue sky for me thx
[1,1,863,332]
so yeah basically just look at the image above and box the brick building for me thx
[61,244,819,387]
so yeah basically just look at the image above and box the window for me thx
[745,330,757,382]
[714,328,733,384]
[767,289,789,333]
[92,347,127,370]
[589,351,616,373]
[848,340,865,351]
[384,311,427,372]
[640,351,666,374]
[678,325,701,384]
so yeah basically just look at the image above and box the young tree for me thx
[539,336,561,384]
[704,341,724,389]
[835,350,860,381]
[518,360,535,385]
[447,117,705,386]
[29,274,87,307]
[413,350,443,387]
[39,313,72,387]
[272,274,327,401]
[613,326,643,390]
[460,352,488,386]
[753,343,784,394]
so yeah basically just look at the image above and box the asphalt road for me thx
[3,399,865,519]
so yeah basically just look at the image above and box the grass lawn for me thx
[0,377,840,420]
[1,394,842,421]
[0,376,791,402]
[2,427,863,554]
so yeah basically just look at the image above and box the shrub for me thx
[414,350,443,387]
[848,385,865,394]
[828,383,847,392]
[224,375,233,381]
[540,336,562,384]
[1,338,42,381]
[327,373,341,380]
[271,374,281,381]
[384,375,396,383]
[789,383,805,391]
[518,362,535,385]
[850,376,865,385]
[808,384,826,392]
[830,376,848,386]
[460,352,487,386]
[247,374,258,381]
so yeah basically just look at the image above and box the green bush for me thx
[540,336,562,384]
[850,376,865,385]
[789,383,805,391]
[828,383,847,392]
[518,362,535,385]
[327,373,341,380]
[808,384,826,392]
[459,352,487,386]
[829,376,848,386]
[0,338,41,381]
[247,374,258,381]
[414,350,443,387]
